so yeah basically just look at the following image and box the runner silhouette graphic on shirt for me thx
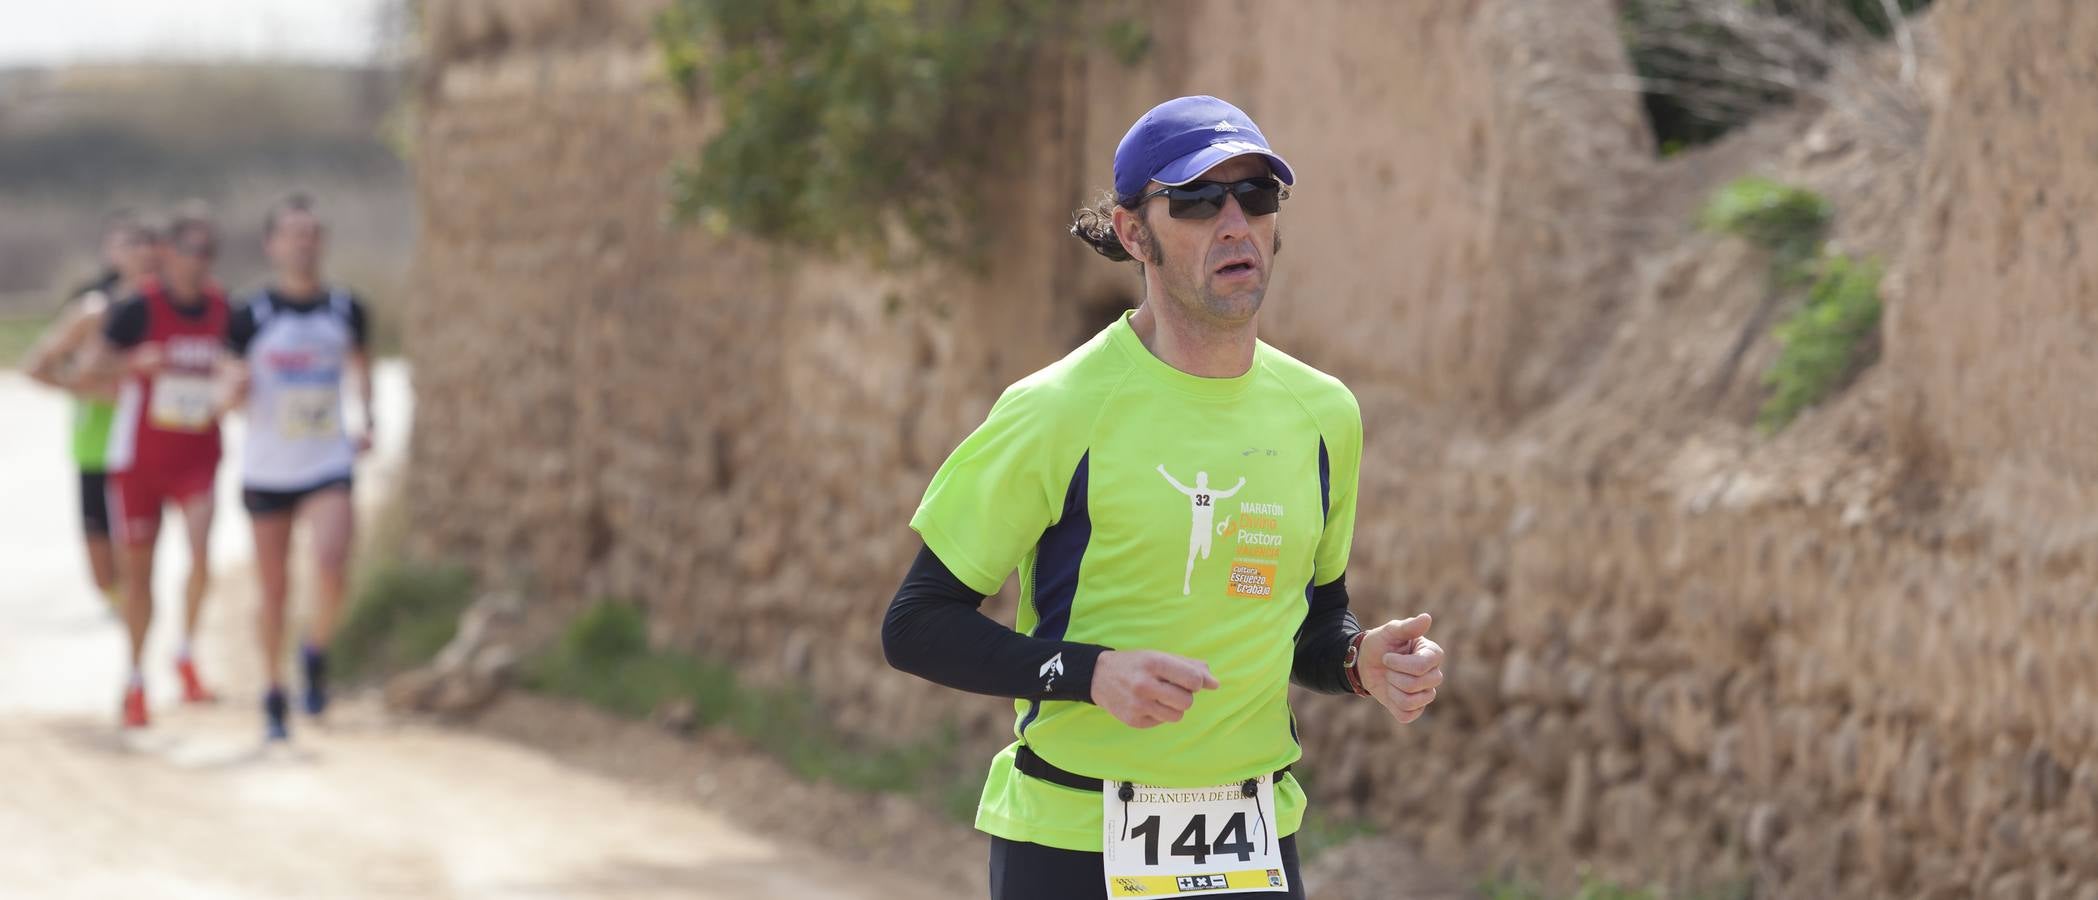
[1157,465,1246,595]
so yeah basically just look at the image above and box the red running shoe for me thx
[122,684,149,729]
[176,658,217,704]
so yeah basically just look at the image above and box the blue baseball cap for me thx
[1113,95,1295,203]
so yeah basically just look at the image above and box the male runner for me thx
[93,211,231,727]
[883,96,1447,899]
[223,193,373,740]
[22,212,162,614]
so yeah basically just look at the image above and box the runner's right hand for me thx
[1091,650,1220,728]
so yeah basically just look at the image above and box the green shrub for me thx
[558,599,651,664]
[1702,176,1831,281]
[1098,16,1152,67]
[524,600,726,719]
[657,0,1065,263]
[526,599,982,817]
[1759,254,1882,432]
[1700,177,1881,432]
[333,561,475,682]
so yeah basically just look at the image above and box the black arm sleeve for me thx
[347,295,369,349]
[225,302,258,355]
[102,296,149,348]
[882,543,1108,703]
[1291,573,1363,695]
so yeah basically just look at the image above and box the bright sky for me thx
[0,0,394,67]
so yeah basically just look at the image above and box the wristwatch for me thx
[1341,631,1373,697]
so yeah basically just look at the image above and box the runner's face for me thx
[267,210,325,279]
[110,230,159,282]
[1140,155,1279,326]
[100,227,128,269]
[165,227,216,294]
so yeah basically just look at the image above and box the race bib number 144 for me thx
[1101,776,1287,897]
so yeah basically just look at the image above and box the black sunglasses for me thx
[1139,176,1287,220]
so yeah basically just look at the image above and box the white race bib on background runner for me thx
[277,385,342,440]
[148,373,215,432]
[1101,775,1287,897]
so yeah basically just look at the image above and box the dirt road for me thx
[0,365,938,899]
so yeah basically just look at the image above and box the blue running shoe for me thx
[301,644,329,717]
[264,688,291,742]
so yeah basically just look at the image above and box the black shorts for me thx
[242,475,354,517]
[79,470,111,538]
[989,835,1304,900]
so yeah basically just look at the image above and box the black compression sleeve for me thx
[882,543,1108,703]
[347,295,370,349]
[1291,574,1362,695]
[225,302,258,355]
[103,296,149,348]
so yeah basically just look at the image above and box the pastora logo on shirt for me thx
[1223,501,1285,600]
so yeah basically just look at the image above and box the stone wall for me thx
[406,0,2098,896]
[1884,0,2098,546]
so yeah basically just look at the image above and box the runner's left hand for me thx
[128,343,165,377]
[1357,614,1443,725]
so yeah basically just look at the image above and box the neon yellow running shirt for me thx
[72,398,116,471]
[910,309,1363,852]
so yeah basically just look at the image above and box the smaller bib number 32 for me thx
[1102,776,1287,897]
